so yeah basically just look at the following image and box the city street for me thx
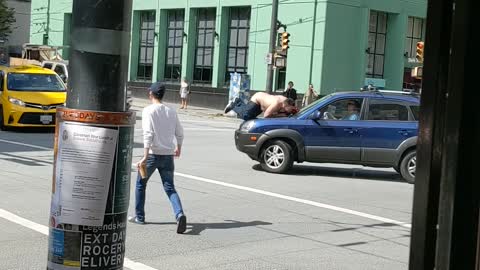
[0,101,413,270]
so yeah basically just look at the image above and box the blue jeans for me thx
[135,155,184,222]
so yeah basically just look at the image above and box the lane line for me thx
[0,139,52,151]
[135,128,234,132]
[174,172,412,229]
[0,209,158,270]
[0,138,411,229]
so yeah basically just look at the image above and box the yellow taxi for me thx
[0,65,66,130]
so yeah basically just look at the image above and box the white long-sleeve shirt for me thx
[142,103,184,155]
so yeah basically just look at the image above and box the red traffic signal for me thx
[416,41,424,62]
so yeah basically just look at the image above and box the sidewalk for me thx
[131,97,242,123]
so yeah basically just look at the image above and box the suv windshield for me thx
[294,95,330,118]
[7,73,66,92]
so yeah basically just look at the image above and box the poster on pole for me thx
[54,122,118,227]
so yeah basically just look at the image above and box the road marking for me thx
[0,209,158,270]
[175,172,412,229]
[135,128,233,132]
[0,137,411,229]
[0,139,52,151]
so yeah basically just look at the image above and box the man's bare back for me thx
[251,92,287,111]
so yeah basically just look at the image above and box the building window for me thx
[165,10,184,82]
[225,7,251,84]
[137,11,156,81]
[366,11,388,78]
[194,9,216,85]
[405,17,425,58]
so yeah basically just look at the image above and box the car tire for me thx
[400,150,416,184]
[260,140,294,174]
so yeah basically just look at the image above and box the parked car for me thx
[42,60,69,84]
[235,90,420,183]
[0,65,67,130]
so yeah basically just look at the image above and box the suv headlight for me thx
[8,97,26,107]
[240,120,255,132]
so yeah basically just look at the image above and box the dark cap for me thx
[148,82,166,99]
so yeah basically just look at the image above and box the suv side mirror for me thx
[311,111,322,121]
[59,74,67,83]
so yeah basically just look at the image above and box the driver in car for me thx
[324,100,360,120]
[342,100,361,120]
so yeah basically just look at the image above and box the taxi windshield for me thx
[7,73,66,92]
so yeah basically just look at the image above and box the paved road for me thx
[0,103,413,270]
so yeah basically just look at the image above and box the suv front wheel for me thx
[400,150,416,184]
[260,140,294,174]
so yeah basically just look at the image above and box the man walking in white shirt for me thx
[129,82,187,234]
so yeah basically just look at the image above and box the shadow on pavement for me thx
[147,220,272,235]
[252,164,405,183]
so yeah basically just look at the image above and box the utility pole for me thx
[44,0,51,45]
[265,0,279,93]
[46,1,134,269]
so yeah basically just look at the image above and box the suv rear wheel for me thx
[260,140,294,173]
[400,150,416,184]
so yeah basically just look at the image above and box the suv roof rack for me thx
[360,86,419,96]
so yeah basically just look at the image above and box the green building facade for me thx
[30,0,427,95]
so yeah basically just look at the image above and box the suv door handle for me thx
[398,130,410,136]
[344,128,358,134]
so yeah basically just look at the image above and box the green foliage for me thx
[0,0,16,40]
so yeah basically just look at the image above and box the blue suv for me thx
[235,90,420,183]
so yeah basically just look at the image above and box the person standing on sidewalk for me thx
[302,84,319,107]
[179,77,190,109]
[129,82,187,234]
[283,81,298,102]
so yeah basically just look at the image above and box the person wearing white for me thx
[129,82,187,234]
[179,77,190,109]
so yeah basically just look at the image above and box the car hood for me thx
[249,117,303,130]
[7,91,66,105]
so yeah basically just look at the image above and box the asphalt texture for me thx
[0,99,413,270]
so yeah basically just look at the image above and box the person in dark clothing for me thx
[283,81,297,101]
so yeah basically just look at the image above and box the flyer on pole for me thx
[55,122,118,226]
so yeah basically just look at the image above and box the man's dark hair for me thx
[288,81,294,85]
[284,98,295,106]
[149,82,166,100]
[347,100,360,109]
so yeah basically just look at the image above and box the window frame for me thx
[365,98,415,122]
[405,17,425,58]
[193,8,216,86]
[366,10,388,79]
[137,10,156,81]
[314,98,366,121]
[225,6,251,84]
[164,9,185,83]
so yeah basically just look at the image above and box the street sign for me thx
[265,53,272,65]
[412,66,423,78]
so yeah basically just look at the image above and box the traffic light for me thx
[281,32,290,51]
[416,41,424,63]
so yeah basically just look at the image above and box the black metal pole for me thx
[67,0,132,111]
[265,0,278,94]
[46,1,134,269]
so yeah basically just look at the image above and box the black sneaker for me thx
[176,215,187,234]
[224,98,239,114]
[128,216,145,225]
